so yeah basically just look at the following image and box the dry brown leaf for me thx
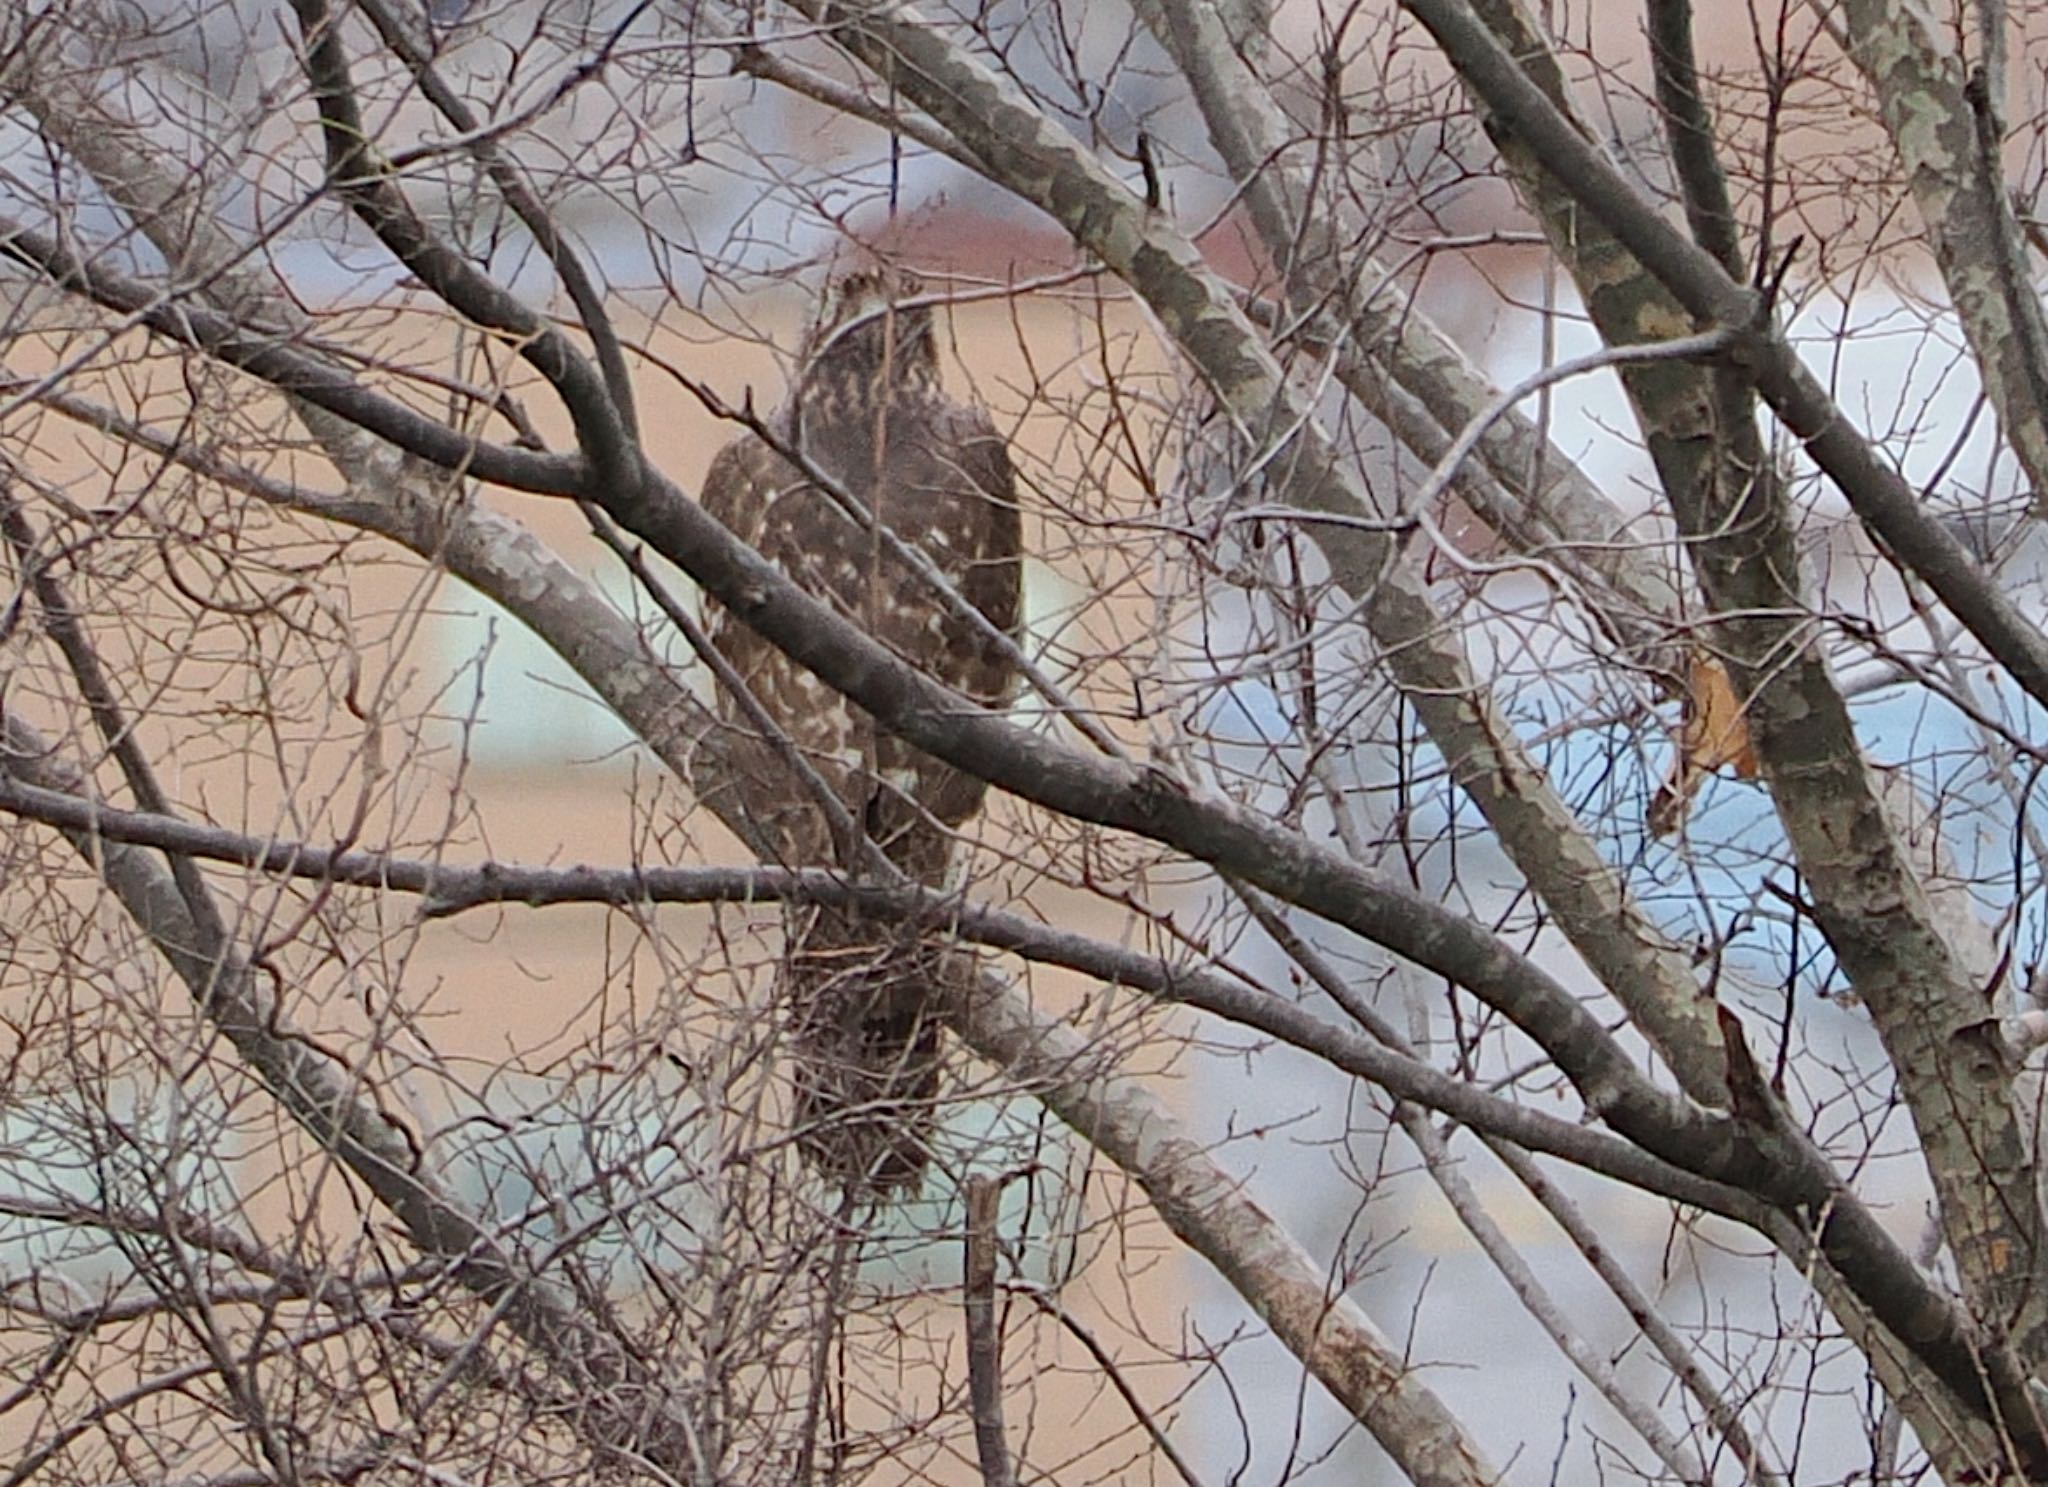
[1649,655,1759,837]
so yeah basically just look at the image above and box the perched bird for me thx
[698,269,1024,1191]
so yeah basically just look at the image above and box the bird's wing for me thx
[930,400,1025,709]
[696,430,853,867]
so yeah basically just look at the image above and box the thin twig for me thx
[1014,1283,1209,1487]
[962,1175,1016,1487]
[794,1191,862,1487]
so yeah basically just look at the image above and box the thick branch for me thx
[1645,0,1744,278]
[954,982,1501,1487]
[350,0,640,438]
[1832,0,2048,522]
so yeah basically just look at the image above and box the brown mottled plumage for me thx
[699,271,1023,1190]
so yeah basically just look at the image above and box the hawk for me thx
[698,269,1024,1191]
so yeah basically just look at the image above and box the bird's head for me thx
[799,269,940,389]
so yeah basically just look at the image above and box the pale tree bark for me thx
[1828,0,2048,525]
[1138,0,1691,642]
[956,981,1501,1487]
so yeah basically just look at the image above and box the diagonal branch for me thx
[286,0,639,492]
[1827,0,2048,527]
[349,0,641,439]
[0,214,583,496]
[1239,890,1789,1487]
[954,979,1501,1487]
[1140,0,1689,645]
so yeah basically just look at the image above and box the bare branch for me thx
[348,0,641,439]
[286,0,638,490]
[0,215,582,495]
[954,981,1503,1487]
[1832,0,2048,520]
[961,1175,1016,1487]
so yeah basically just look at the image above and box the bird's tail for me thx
[785,909,944,1193]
